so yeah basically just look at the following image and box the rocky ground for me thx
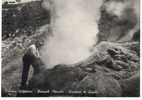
[17,41,139,97]
[2,0,140,97]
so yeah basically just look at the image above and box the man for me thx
[20,44,45,89]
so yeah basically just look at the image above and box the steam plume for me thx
[97,0,140,42]
[40,0,103,68]
[39,0,139,68]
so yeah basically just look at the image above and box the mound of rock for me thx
[19,41,140,97]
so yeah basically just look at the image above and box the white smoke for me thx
[102,0,140,42]
[104,0,140,21]
[40,0,103,68]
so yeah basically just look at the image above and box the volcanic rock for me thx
[19,41,140,97]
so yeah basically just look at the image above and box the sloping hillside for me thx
[2,0,50,65]
[2,0,50,96]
